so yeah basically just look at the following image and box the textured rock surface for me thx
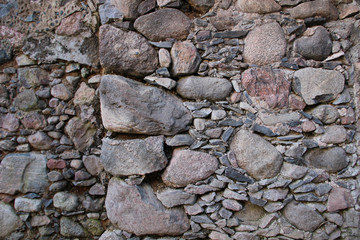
[188,0,215,12]
[243,22,286,65]
[101,136,167,176]
[289,0,338,20]
[157,188,197,208]
[171,41,201,77]
[162,149,218,187]
[236,0,281,13]
[0,202,22,238]
[311,105,339,124]
[304,147,348,172]
[177,76,232,101]
[65,117,96,152]
[99,24,158,77]
[105,178,189,236]
[327,186,354,211]
[230,130,283,180]
[99,75,192,135]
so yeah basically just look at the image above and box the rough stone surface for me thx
[99,24,158,77]
[13,89,38,111]
[28,131,52,150]
[65,117,96,152]
[327,186,354,212]
[188,0,215,12]
[83,155,104,176]
[101,136,168,176]
[236,0,281,13]
[230,130,283,180]
[74,82,95,105]
[53,192,79,211]
[311,105,339,124]
[18,67,50,88]
[293,68,345,105]
[0,153,49,194]
[171,41,201,77]
[283,201,324,232]
[105,178,190,236]
[289,0,339,20]
[162,149,219,187]
[304,147,348,172]
[243,22,286,65]
[134,9,191,41]
[99,75,192,135]
[242,67,290,109]
[320,125,347,144]
[21,112,47,130]
[157,188,196,208]
[0,113,19,132]
[51,84,73,101]
[176,76,232,101]
[0,202,22,238]
[14,197,42,212]
[294,26,332,60]
[60,217,87,237]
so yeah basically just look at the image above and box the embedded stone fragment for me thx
[289,0,338,20]
[241,67,290,109]
[188,0,215,12]
[311,105,339,124]
[134,9,191,41]
[236,0,281,13]
[101,0,141,22]
[83,155,104,176]
[177,76,232,101]
[74,82,95,105]
[294,26,332,61]
[56,12,85,36]
[230,130,283,180]
[156,188,196,208]
[99,24,158,77]
[320,125,347,144]
[65,117,96,152]
[162,149,218,187]
[21,112,47,130]
[14,197,42,212]
[293,68,345,105]
[105,178,189,236]
[28,132,53,150]
[171,41,201,76]
[0,113,19,132]
[18,67,50,88]
[243,22,286,65]
[0,202,22,238]
[13,89,38,111]
[99,75,192,135]
[53,192,79,211]
[327,186,354,212]
[101,136,168,176]
[60,217,87,237]
[0,153,49,194]
[304,147,348,172]
[283,201,324,232]
[51,84,73,101]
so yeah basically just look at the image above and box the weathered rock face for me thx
[171,41,201,77]
[157,188,197,208]
[65,117,96,152]
[230,130,283,180]
[162,149,218,187]
[21,112,47,130]
[241,67,290,109]
[293,68,345,105]
[176,76,232,101]
[283,201,324,232]
[134,9,191,41]
[243,22,286,66]
[0,153,49,194]
[0,113,19,132]
[101,136,168,176]
[236,0,281,13]
[320,125,347,144]
[311,105,339,124]
[99,24,158,77]
[99,75,192,135]
[304,147,348,172]
[105,178,190,236]
[327,186,354,212]
[188,0,215,12]
[294,26,332,60]
[289,0,338,20]
[0,202,22,238]
[13,89,38,111]
[18,67,50,88]
[28,131,53,150]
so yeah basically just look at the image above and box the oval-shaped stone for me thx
[304,147,348,172]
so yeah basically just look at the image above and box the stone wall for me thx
[0,0,360,239]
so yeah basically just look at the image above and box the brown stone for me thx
[188,0,215,12]
[171,41,201,76]
[327,186,354,211]
[236,0,281,13]
[74,82,95,105]
[242,67,290,109]
[320,125,347,144]
[162,149,219,187]
[56,12,84,36]
[28,132,53,150]
[210,9,241,31]
[289,94,306,110]
[339,4,360,19]
[65,117,96,152]
[47,159,67,169]
[302,120,316,132]
[21,112,47,130]
[289,0,338,20]
[51,84,73,101]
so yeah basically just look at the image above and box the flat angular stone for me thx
[14,197,42,212]
[51,84,73,101]
[53,192,79,211]
[294,26,332,61]
[157,188,196,208]
[21,112,47,130]
[242,67,290,109]
[74,82,95,105]
[28,131,52,150]
[304,147,348,173]
[293,68,344,105]
[283,201,324,232]
[13,89,38,111]
[0,153,49,194]
[106,178,189,236]
[230,130,283,180]
[320,125,347,144]
[289,0,338,20]
[83,155,104,176]
[236,0,281,13]
[162,149,218,187]
[311,105,339,124]
[243,22,286,65]
[99,24,158,78]
[18,67,49,88]
[0,202,22,238]
[327,186,354,212]
[177,76,232,101]
[0,113,19,132]
[134,9,191,41]
[99,75,191,135]
[171,41,201,77]
[60,217,87,237]
[281,162,308,179]
[101,136,167,176]
[165,134,195,146]
[188,0,215,12]
[65,117,96,152]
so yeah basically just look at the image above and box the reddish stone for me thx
[0,26,26,48]
[21,112,47,130]
[327,186,354,212]
[340,107,355,125]
[47,159,66,169]
[171,41,201,76]
[0,113,19,132]
[242,67,290,109]
[56,12,84,36]
[289,94,306,110]
[74,170,92,181]
[230,92,241,103]
[302,120,316,132]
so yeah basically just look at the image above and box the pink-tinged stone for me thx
[339,4,360,19]
[162,149,218,187]
[47,159,67,169]
[89,183,105,196]
[0,113,19,132]
[65,117,96,152]
[230,92,241,103]
[289,94,306,110]
[340,107,355,124]
[171,41,201,76]
[236,0,281,13]
[28,132,53,150]
[222,199,243,211]
[21,112,47,130]
[0,26,26,48]
[302,120,316,132]
[75,170,92,181]
[320,125,347,144]
[83,155,104,176]
[327,186,354,212]
[51,84,73,101]
[74,82,95,105]
[159,48,171,68]
[56,12,84,36]
[242,67,290,109]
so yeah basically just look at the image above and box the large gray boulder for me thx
[99,24,158,77]
[304,147,348,173]
[105,178,189,236]
[101,136,168,176]
[230,130,283,180]
[99,75,192,135]
[0,202,22,238]
[293,68,344,105]
[176,76,232,101]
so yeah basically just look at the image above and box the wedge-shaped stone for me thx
[236,0,281,13]
[105,178,189,236]
[289,0,338,20]
[0,202,22,238]
[99,75,192,135]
